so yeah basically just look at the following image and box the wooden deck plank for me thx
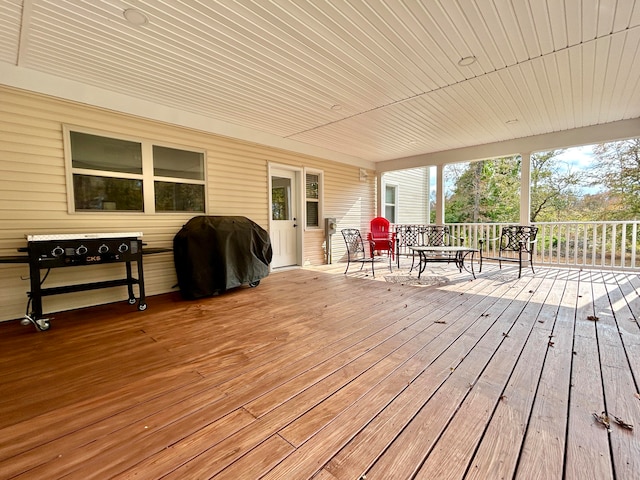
[0,266,638,479]
[242,278,481,419]
[515,269,581,479]
[612,272,640,382]
[597,272,640,478]
[326,272,557,480]
[565,270,613,480]
[0,367,203,462]
[0,372,223,478]
[413,270,556,479]
[363,275,539,479]
[265,272,538,479]
[465,269,564,479]
[212,434,295,479]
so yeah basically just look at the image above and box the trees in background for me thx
[588,139,640,220]
[443,138,639,223]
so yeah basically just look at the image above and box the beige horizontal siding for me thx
[384,167,430,223]
[0,85,372,322]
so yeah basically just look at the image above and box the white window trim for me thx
[383,182,399,223]
[304,168,324,230]
[63,125,207,214]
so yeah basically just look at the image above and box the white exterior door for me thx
[270,167,300,268]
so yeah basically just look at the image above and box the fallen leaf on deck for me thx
[587,315,599,321]
[593,411,612,432]
[434,320,447,324]
[612,415,634,430]
[548,341,555,347]
[499,395,507,402]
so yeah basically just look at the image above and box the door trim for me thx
[268,162,304,269]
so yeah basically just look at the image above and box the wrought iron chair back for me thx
[341,228,391,278]
[395,225,421,268]
[421,225,450,246]
[479,225,538,278]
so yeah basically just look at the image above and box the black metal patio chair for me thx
[479,225,538,278]
[341,228,392,278]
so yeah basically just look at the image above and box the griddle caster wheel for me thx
[128,298,137,305]
[21,315,51,331]
[249,280,260,288]
[138,303,147,311]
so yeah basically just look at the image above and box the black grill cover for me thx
[173,216,272,299]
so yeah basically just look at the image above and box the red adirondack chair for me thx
[367,217,395,260]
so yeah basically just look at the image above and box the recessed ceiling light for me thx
[123,8,149,26]
[458,56,477,67]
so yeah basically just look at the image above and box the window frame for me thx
[63,125,207,214]
[304,168,324,230]
[383,182,399,223]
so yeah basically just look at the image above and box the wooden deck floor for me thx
[0,262,638,479]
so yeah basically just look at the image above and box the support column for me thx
[520,152,531,225]
[424,167,430,223]
[436,164,445,225]
[376,172,383,217]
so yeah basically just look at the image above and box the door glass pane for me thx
[272,176,291,220]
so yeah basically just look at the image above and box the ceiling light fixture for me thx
[330,104,342,111]
[458,56,477,67]
[505,118,519,124]
[123,8,149,26]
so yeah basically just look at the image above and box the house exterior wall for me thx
[382,167,430,224]
[0,86,374,322]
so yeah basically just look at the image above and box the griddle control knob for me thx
[51,246,64,257]
[98,244,109,254]
[118,243,129,253]
[76,245,88,255]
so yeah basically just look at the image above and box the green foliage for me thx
[588,139,640,219]
[445,157,520,223]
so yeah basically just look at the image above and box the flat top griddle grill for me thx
[1,232,148,331]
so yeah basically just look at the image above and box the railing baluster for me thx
[389,221,639,272]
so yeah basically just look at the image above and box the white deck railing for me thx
[393,221,640,272]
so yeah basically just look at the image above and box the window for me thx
[305,171,323,228]
[66,128,205,213]
[384,184,398,222]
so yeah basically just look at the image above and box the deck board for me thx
[0,263,638,479]
[464,269,561,479]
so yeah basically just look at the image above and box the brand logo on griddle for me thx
[86,255,101,263]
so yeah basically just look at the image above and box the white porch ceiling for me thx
[1,0,639,167]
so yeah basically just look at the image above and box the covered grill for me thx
[173,216,272,299]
